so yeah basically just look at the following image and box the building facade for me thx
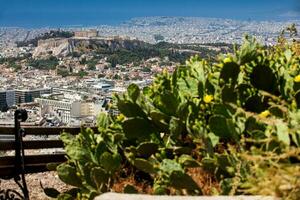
[15,88,52,105]
[0,91,7,111]
[74,30,98,38]
[6,90,16,107]
[0,88,52,110]
[35,98,95,124]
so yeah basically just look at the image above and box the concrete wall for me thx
[95,193,278,200]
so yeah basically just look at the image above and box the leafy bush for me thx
[57,69,70,77]
[47,36,300,199]
[16,30,74,47]
[28,56,59,70]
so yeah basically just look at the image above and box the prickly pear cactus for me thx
[49,35,300,199]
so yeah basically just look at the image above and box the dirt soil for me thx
[0,171,71,200]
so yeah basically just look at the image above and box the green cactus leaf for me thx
[208,132,220,147]
[269,106,286,118]
[136,142,159,158]
[217,154,232,171]
[82,164,97,188]
[284,49,292,61]
[293,82,300,93]
[150,110,170,131]
[57,163,82,187]
[46,162,59,171]
[201,157,217,173]
[249,130,266,140]
[80,128,94,145]
[60,132,75,146]
[127,84,140,102]
[176,76,199,98]
[169,117,183,138]
[117,100,146,118]
[237,84,253,103]
[250,65,278,93]
[97,113,109,130]
[220,62,240,84]
[169,171,201,192]
[43,187,60,198]
[160,159,183,173]
[236,36,259,65]
[275,121,290,145]
[244,95,268,113]
[133,158,156,174]
[245,116,266,132]
[173,146,193,155]
[143,86,152,96]
[220,178,234,195]
[209,115,239,141]
[57,193,73,200]
[99,152,121,172]
[65,188,80,197]
[91,167,109,191]
[213,104,234,118]
[176,102,189,120]
[60,132,91,163]
[123,184,138,194]
[153,184,169,195]
[123,117,155,140]
[95,141,108,163]
[221,85,237,103]
[178,155,200,168]
[64,141,91,162]
[295,90,300,109]
[153,91,179,116]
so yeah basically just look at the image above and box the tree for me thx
[77,69,88,78]
[57,69,69,77]
[154,34,165,42]
[113,74,121,80]
[287,23,298,37]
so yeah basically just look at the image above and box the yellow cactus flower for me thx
[117,113,125,121]
[203,95,214,104]
[216,63,224,68]
[223,57,232,63]
[294,75,300,82]
[259,110,270,118]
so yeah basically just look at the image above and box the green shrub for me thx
[47,36,300,199]
[28,56,59,70]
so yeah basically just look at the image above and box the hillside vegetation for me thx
[45,36,300,199]
[16,30,74,47]
[73,41,227,65]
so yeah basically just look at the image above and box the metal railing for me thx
[0,109,97,200]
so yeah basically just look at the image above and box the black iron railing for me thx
[0,109,98,200]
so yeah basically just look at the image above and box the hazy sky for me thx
[0,0,299,27]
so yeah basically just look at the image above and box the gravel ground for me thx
[0,171,71,200]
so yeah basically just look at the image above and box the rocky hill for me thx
[33,37,146,58]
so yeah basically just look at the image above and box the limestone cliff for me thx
[33,38,74,58]
[33,37,145,58]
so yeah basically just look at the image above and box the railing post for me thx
[14,109,29,200]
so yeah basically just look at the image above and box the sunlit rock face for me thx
[33,36,145,58]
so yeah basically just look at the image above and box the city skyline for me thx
[0,0,299,28]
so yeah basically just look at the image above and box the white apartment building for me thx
[35,98,97,124]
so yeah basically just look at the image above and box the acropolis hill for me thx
[33,30,145,58]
